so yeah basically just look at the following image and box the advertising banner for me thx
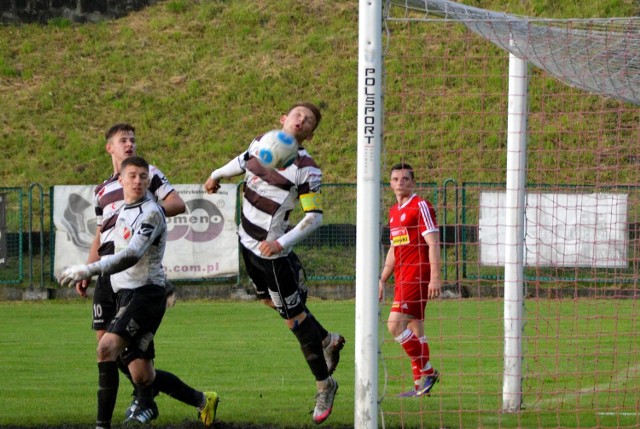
[479,191,628,267]
[53,184,238,280]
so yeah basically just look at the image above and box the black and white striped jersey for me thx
[93,165,174,257]
[237,137,323,258]
[91,196,167,292]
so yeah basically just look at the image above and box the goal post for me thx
[502,49,528,412]
[354,0,383,428]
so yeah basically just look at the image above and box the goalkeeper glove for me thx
[57,265,92,287]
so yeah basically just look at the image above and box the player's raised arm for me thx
[204,155,245,194]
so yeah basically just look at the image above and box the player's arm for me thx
[424,231,442,299]
[74,228,101,297]
[58,210,163,286]
[258,210,323,256]
[90,211,163,276]
[204,155,246,194]
[379,247,395,302]
[259,183,324,257]
[149,166,185,216]
[160,190,186,217]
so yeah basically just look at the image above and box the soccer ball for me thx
[252,130,299,169]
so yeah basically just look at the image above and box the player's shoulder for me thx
[94,174,122,200]
[417,196,434,207]
[293,148,322,186]
[295,147,320,170]
[140,197,165,217]
[149,164,162,176]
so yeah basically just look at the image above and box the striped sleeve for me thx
[418,200,439,235]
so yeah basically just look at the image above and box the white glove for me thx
[57,265,92,287]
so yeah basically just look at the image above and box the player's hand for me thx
[204,177,221,194]
[75,278,91,298]
[258,240,283,257]
[378,279,386,302]
[58,265,92,287]
[428,278,442,299]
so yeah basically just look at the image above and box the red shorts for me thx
[390,281,428,320]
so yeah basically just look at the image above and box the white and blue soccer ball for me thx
[252,130,299,169]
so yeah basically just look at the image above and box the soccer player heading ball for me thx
[203,102,345,425]
[251,129,299,170]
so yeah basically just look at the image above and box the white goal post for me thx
[354,0,383,427]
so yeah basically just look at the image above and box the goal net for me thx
[361,0,640,427]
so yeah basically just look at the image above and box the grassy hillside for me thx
[1,0,638,191]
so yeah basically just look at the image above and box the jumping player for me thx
[203,102,344,425]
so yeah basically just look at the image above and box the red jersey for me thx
[389,194,438,318]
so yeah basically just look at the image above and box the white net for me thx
[389,0,640,105]
[377,1,640,428]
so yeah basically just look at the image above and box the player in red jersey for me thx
[379,162,442,397]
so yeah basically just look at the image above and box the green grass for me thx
[3,0,640,289]
[1,0,639,192]
[0,299,638,428]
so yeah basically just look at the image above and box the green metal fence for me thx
[0,188,23,285]
[6,181,639,289]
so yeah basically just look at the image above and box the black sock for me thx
[136,384,155,408]
[291,316,329,381]
[306,309,329,342]
[151,369,203,408]
[97,361,119,428]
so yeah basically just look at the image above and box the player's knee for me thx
[387,320,404,337]
[96,342,118,362]
[131,371,154,386]
[260,298,276,309]
[269,289,305,320]
[286,311,307,330]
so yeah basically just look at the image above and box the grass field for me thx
[0,297,638,428]
[2,0,639,193]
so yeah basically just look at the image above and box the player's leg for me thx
[244,248,338,424]
[117,285,219,426]
[406,317,438,396]
[108,286,165,424]
[95,331,128,429]
[92,275,125,429]
[288,251,346,375]
[389,285,438,396]
[242,244,275,309]
[242,247,329,377]
[93,274,147,418]
[244,247,346,375]
[150,369,219,426]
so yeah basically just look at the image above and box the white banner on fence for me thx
[479,192,628,268]
[53,184,239,280]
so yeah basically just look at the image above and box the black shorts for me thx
[108,285,167,365]
[241,244,306,320]
[92,274,117,331]
[93,274,174,330]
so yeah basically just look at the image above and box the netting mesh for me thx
[377,1,640,427]
[388,0,640,105]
